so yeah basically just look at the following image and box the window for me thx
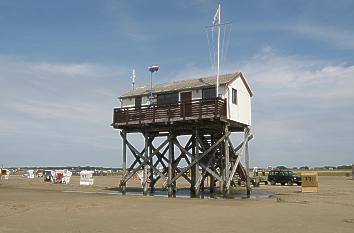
[202,87,216,100]
[135,96,142,109]
[157,92,178,106]
[232,88,237,105]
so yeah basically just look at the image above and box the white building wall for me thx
[226,77,252,126]
[178,89,201,100]
[121,95,149,107]
[184,86,227,100]
[121,97,135,107]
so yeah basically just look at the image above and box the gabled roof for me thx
[120,72,253,98]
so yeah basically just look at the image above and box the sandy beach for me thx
[0,175,353,233]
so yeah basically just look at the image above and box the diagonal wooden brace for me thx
[120,138,169,185]
[148,142,169,182]
[160,154,192,186]
[225,130,252,189]
[174,136,224,183]
[168,132,230,186]
[128,148,145,171]
[195,149,216,191]
[228,134,253,158]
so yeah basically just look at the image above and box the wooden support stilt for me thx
[121,130,127,194]
[191,135,196,194]
[209,134,215,194]
[201,169,205,192]
[219,139,224,193]
[195,153,214,191]
[168,132,174,197]
[210,167,215,194]
[149,137,154,192]
[193,128,200,195]
[245,127,251,197]
[224,125,230,195]
[143,133,149,195]
[193,127,200,195]
[225,136,247,189]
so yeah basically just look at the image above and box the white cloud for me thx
[103,2,152,43]
[0,56,126,163]
[0,57,125,119]
[241,48,354,103]
[284,24,354,50]
[238,22,354,50]
[30,63,120,78]
[235,48,354,166]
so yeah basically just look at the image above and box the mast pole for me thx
[216,4,221,98]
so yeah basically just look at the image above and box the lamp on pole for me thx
[148,65,159,105]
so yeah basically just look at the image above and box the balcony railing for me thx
[113,98,227,126]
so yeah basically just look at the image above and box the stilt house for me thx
[113,72,252,131]
[112,71,254,196]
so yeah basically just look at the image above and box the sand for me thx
[0,175,353,233]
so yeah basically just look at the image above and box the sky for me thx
[0,0,353,168]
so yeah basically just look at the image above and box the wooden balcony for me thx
[112,98,227,127]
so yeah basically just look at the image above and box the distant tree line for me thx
[276,165,353,170]
[8,166,120,171]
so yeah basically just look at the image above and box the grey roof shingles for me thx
[120,72,242,98]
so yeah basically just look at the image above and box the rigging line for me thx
[223,24,232,69]
[209,28,216,71]
[205,28,214,70]
[211,27,216,71]
[205,22,232,28]
[221,24,227,69]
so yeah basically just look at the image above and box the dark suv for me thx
[268,170,302,186]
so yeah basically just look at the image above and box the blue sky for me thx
[0,0,353,168]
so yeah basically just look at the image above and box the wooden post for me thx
[224,125,230,195]
[191,135,196,195]
[149,137,154,192]
[219,136,224,193]
[121,130,127,194]
[168,132,175,197]
[210,134,215,194]
[143,132,149,195]
[245,128,251,197]
[193,128,200,196]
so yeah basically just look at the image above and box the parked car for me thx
[251,168,269,185]
[268,169,302,186]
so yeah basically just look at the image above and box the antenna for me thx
[132,69,136,90]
